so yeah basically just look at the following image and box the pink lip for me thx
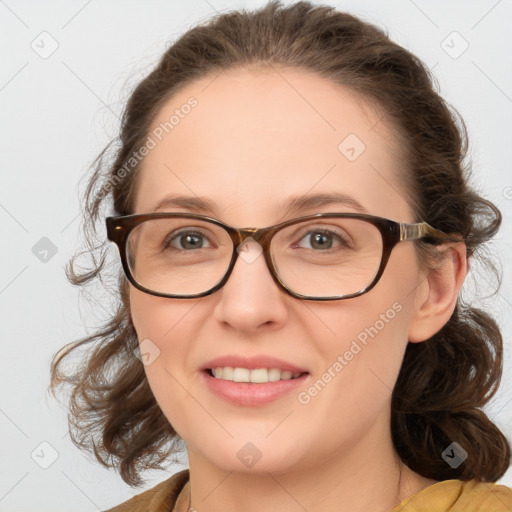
[201,355,309,373]
[201,370,310,407]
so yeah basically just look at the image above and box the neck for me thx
[181,418,437,512]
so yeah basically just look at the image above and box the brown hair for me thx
[48,0,511,487]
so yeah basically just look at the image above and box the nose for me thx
[212,238,289,332]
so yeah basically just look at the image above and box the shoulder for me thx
[103,468,190,512]
[458,480,512,511]
[393,479,512,512]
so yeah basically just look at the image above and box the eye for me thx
[295,228,352,251]
[164,229,214,251]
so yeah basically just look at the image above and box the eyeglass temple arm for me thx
[400,222,462,243]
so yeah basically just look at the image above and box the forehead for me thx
[132,66,413,224]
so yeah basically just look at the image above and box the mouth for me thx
[201,367,310,406]
[199,355,310,406]
[204,367,308,383]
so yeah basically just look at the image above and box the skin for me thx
[128,66,468,512]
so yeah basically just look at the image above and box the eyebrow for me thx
[151,192,368,219]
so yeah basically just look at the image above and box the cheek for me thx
[303,302,411,442]
[327,297,409,386]
[128,292,195,439]
[129,289,196,393]
[306,252,419,411]
[129,287,201,341]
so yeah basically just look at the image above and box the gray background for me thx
[1,0,511,510]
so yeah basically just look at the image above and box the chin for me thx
[192,438,305,475]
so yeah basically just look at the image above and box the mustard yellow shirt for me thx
[391,477,512,511]
[104,468,512,511]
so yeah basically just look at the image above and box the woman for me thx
[49,1,512,511]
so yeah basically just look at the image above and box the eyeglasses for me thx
[105,212,456,301]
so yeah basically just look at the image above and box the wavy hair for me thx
[48,0,511,486]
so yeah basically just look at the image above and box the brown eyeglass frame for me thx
[106,212,458,301]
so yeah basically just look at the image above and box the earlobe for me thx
[408,242,468,343]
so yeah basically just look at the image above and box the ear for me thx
[408,242,468,343]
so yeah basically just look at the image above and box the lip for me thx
[201,355,309,373]
[201,370,310,407]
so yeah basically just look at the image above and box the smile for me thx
[208,367,305,382]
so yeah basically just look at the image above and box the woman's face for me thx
[129,66,429,475]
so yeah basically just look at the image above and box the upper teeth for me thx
[211,367,303,383]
